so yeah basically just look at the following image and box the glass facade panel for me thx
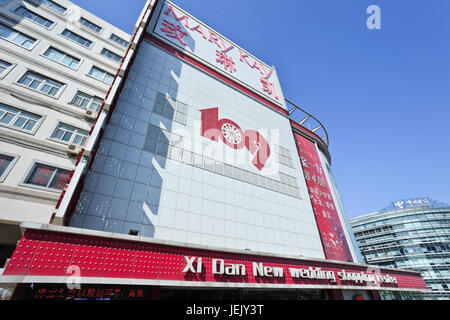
[351,200,450,300]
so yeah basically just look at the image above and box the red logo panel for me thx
[200,108,271,171]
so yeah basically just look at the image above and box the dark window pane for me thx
[48,169,71,190]
[26,164,55,187]
[0,154,13,176]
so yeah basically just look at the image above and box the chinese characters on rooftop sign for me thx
[151,1,283,106]
[393,198,431,210]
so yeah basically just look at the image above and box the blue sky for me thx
[72,0,450,218]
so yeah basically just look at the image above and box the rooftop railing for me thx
[285,98,329,147]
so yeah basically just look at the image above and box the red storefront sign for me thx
[2,228,427,291]
[294,133,354,262]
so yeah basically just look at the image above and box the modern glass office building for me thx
[351,198,450,300]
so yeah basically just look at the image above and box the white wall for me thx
[70,40,326,259]
[0,0,129,227]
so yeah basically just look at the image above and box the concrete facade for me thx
[0,0,130,264]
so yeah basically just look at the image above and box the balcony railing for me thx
[285,98,329,147]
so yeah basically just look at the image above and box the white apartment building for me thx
[0,0,130,271]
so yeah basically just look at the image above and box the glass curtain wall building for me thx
[351,198,450,300]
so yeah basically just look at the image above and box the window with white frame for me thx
[0,22,36,49]
[18,71,64,97]
[0,154,18,182]
[32,0,67,14]
[51,123,88,146]
[0,60,13,77]
[61,29,92,48]
[109,33,128,47]
[88,66,114,85]
[43,47,81,69]
[100,48,123,63]
[14,6,54,29]
[72,91,103,112]
[24,163,71,191]
[79,17,102,33]
[0,103,42,133]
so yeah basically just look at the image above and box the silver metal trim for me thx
[285,98,329,147]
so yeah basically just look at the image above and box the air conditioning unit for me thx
[84,109,98,121]
[66,143,82,156]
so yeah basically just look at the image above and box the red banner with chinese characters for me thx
[293,133,354,262]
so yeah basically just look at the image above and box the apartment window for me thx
[61,29,92,48]
[18,71,64,97]
[0,154,18,182]
[109,34,128,47]
[0,60,13,77]
[79,17,102,33]
[100,48,123,63]
[0,60,11,73]
[14,6,54,28]
[0,23,36,49]
[33,0,66,14]
[0,103,42,133]
[72,91,103,112]
[51,123,88,146]
[43,47,81,69]
[24,163,71,191]
[88,66,114,85]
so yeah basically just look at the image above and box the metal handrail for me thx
[285,98,329,147]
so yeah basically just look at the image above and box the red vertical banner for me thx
[293,133,353,262]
